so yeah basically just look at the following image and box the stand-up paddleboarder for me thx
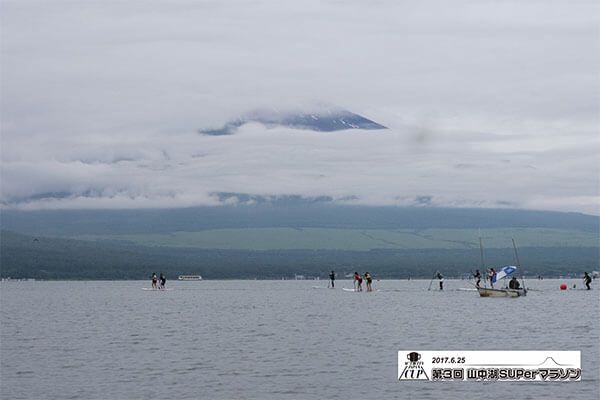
[584,272,592,290]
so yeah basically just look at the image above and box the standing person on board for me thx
[151,273,158,289]
[354,272,363,292]
[329,271,336,288]
[584,272,592,290]
[473,270,481,287]
[159,273,166,289]
[488,268,496,288]
[437,272,444,290]
[365,272,373,292]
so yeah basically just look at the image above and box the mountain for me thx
[1,202,597,236]
[199,105,387,135]
[2,202,598,279]
[1,230,597,279]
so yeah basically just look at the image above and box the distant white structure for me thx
[178,275,203,281]
[294,274,305,280]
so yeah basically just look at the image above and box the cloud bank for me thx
[1,0,598,214]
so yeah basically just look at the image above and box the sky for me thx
[1,0,599,214]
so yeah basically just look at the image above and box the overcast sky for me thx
[1,0,598,214]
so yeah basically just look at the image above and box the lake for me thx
[1,279,598,399]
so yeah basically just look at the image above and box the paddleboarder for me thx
[584,272,592,290]
[354,272,363,292]
[365,272,373,292]
[329,271,335,288]
[151,273,158,289]
[159,272,166,289]
[437,272,444,290]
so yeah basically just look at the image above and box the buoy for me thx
[560,283,567,290]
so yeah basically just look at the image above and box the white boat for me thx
[476,237,527,298]
[178,275,202,281]
[477,287,527,297]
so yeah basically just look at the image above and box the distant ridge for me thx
[200,105,387,135]
[1,204,597,236]
[1,230,597,280]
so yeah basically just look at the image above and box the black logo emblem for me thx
[399,352,429,380]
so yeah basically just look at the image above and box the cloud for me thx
[1,0,599,214]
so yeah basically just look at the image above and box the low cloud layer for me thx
[1,0,598,214]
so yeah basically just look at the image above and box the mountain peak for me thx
[200,105,387,135]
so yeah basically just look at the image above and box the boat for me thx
[477,286,527,297]
[178,275,203,281]
[476,237,527,298]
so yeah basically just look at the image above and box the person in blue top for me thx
[488,268,496,288]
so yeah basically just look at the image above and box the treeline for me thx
[1,231,597,280]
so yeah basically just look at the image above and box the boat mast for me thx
[512,238,526,288]
[479,231,487,287]
[479,236,485,270]
[512,238,521,267]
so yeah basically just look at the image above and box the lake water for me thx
[1,279,598,399]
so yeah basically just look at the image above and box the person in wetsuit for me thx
[329,271,335,288]
[151,273,158,289]
[584,272,592,290]
[159,272,166,289]
[473,270,481,287]
[437,272,444,291]
[508,277,520,290]
[365,272,373,292]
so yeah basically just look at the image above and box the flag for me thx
[492,265,517,283]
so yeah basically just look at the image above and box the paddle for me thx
[427,271,439,291]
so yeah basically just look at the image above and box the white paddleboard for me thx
[342,288,358,292]
[142,288,173,291]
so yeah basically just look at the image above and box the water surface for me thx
[1,279,598,399]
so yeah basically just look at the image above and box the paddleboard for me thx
[142,288,173,291]
[456,288,477,292]
[342,288,357,292]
